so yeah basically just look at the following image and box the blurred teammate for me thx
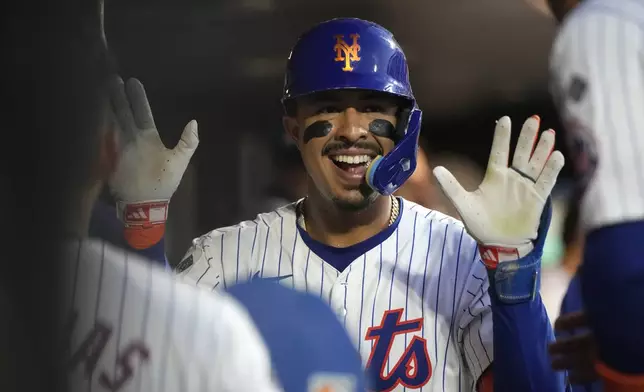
[111,18,569,391]
[58,37,282,392]
[547,0,644,390]
[57,8,367,392]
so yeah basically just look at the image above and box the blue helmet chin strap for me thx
[366,108,422,195]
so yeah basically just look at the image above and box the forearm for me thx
[482,198,567,391]
[489,291,566,391]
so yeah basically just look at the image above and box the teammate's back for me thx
[548,0,644,390]
[550,0,644,229]
[61,238,281,392]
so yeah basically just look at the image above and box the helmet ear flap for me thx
[366,108,422,195]
[394,106,412,143]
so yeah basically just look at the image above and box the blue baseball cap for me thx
[227,280,370,392]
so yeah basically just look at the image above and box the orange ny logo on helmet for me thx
[334,34,361,72]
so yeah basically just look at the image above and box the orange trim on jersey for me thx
[477,369,494,392]
[596,360,644,392]
[124,224,165,250]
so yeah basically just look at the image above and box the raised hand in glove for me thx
[433,116,565,267]
[108,77,199,249]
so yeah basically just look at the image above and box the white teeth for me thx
[331,155,372,164]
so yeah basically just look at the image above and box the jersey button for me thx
[338,308,347,317]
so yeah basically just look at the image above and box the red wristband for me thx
[117,201,169,249]
[124,224,165,250]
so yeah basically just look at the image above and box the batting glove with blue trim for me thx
[433,116,565,268]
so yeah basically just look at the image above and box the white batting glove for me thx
[108,77,198,248]
[433,116,565,268]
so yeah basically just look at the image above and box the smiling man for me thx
[110,18,569,391]
[281,88,407,246]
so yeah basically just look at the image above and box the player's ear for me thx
[282,116,300,148]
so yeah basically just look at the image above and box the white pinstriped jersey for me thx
[60,238,281,392]
[179,198,493,392]
[550,0,644,231]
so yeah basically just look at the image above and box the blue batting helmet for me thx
[282,17,422,196]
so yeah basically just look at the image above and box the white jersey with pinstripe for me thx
[178,198,493,392]
[60,238,280,392]
[549,0,644,231]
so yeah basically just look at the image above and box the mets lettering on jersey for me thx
[365,309,431,391]
[549,0,644,230]
[179,199,493,391]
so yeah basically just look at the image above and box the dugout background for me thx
[102,0,571,263]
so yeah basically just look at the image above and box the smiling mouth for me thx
[329,154,375,176]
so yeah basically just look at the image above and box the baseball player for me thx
[110,18,570,391]
[59,15,368,392]
[32,12,280,390]
[546,0,644,390]
[60,48,283,388]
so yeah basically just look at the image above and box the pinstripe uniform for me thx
[60,238,280,392]
[550,2,644,389]
[179,199,493,392]
[550,0,644,231]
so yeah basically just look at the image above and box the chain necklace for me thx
[297,194,400,231]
